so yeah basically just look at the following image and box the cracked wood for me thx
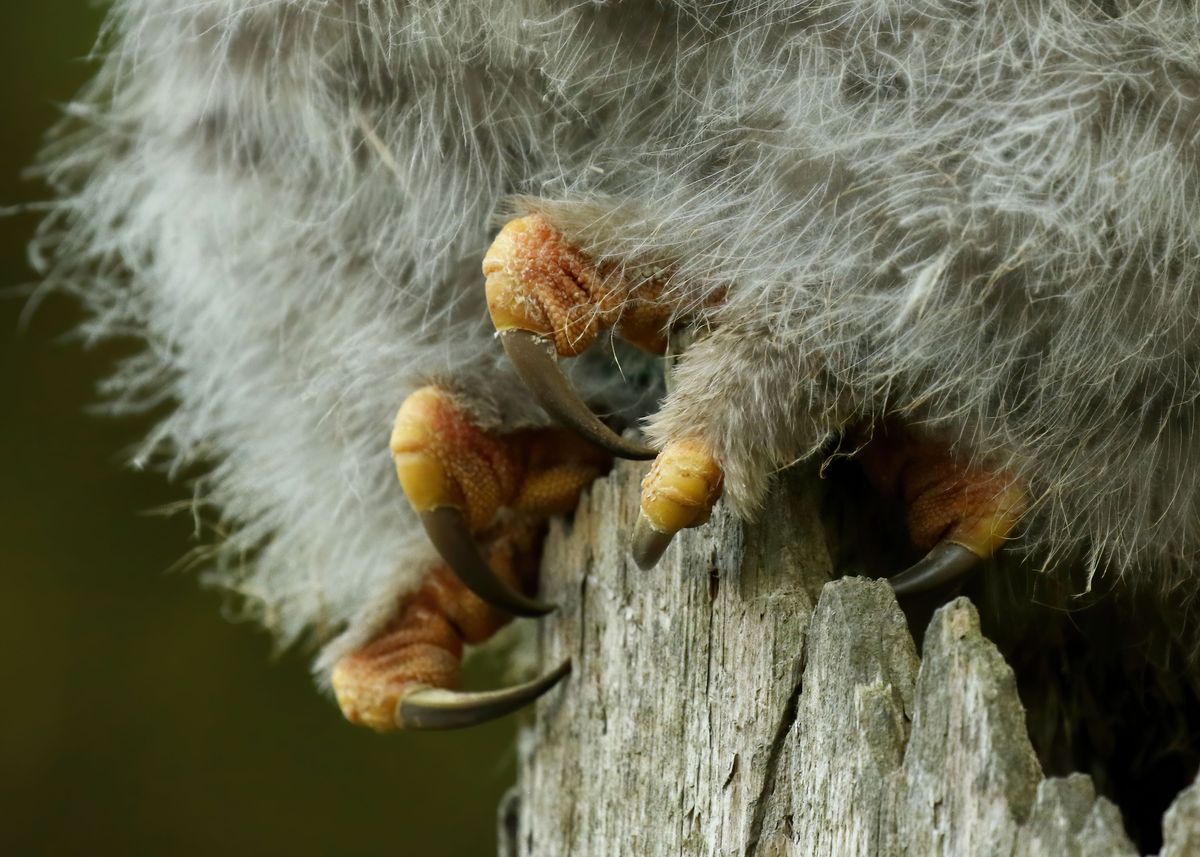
[505,463,1200,856]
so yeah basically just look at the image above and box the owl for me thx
[35,1,1200,795]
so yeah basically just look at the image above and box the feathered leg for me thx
[336,385,607,730]
[480,213,1025,593]
[391,385,609,614]
[332,525,569,731]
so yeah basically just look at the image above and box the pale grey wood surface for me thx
[506,463,1200,856]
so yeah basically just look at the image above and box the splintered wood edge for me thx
[507,462,1198,856]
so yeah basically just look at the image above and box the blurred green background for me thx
[1,7,515,855]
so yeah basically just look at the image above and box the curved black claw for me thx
[631,513,674,570]
[420,507,555,617]
[500,329,657,461]
[888,541,981,597]
[397,659,572,730]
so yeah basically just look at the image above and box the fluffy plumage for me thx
[36,0,1200,676]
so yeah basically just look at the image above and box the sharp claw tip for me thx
[632,513,674,570]
[888,541,981,598]
[419,507,557,617]
[499,329,657,460]
[396,658,572,731]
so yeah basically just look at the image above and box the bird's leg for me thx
[855,426,1026,595]
[337,386,607,731]
[483,215,729,567]
[332,524,570,731]
[483,213,675,459]
[630,426,1025,590]
[482,213,1025,591]
[391,385,609,616]
[631,438,725,569]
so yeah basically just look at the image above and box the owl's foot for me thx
[483,214,1025,593]
[856,427,1026,595]
[629,426,1023,594]
[483,214,675,460]
[332,532,570,731]
[392,386,609,616]
[631,438,725,569]
[356,386,601,729]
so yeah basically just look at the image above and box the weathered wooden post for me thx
[502,463,1200,856]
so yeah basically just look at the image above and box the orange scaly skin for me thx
[484,215,1025,572]
[857,427,1026,560]
[333,386,608,730]
[339,221,1029,733]
[332,529,539,732]
[639,438,724,535]
[483,214,675,356]
[391,386,610,529]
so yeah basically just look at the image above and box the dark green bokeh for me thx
[1,7,514,855]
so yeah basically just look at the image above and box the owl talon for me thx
[392,386,606,618]
[633,438,725,570]
[632,511,676,570]
[500,329,657,460]
[887,541,981,596]
[396,659,572,731]
[420,507,555,617]
[484,215,674,460]
[858,426,1026,598]
[334,562,566,732]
